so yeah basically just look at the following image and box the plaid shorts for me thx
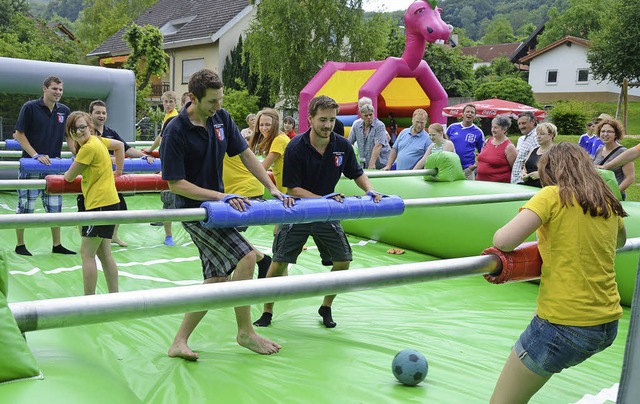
[16,172,62,214]
[182,221,253,279]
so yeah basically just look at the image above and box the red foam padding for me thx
[45,174,169,195]
[482,241,542,284]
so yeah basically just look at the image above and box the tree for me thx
[74,0,156,52]
[223,37,271,107]
[245,0,391,104]
[122,24,168,118]
[588,0,640,86]
[221,86,260,127]
[43,0,83,21]
[474,77,537,107]
[480,15,516,44]
[0,13,82,63]
[0,0,28,26]
[423,43,476,98]
[536,0,605,48]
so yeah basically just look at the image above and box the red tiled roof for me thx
[460,42,522,63]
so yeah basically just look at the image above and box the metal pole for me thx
[0,141,154,150]
[359,169,437,178]
[0,208,205,228]
[0,161,18,169]
[0,193,537,229]
[404,193,537,208]
[0,150,74,158]
[9,255,502,332]
[0,179,45,191]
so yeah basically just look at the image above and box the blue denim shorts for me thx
[514,315,618,377]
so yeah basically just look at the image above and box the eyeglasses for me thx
[75,125,88,132]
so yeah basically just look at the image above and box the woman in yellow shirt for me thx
[64,111,124,295]
[249,108,290,193]
[490,142,627,403]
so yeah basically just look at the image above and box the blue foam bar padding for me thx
[4,139,22,150]
[200,195,405,228]
[19,158,161,174]
[337,115,359,127]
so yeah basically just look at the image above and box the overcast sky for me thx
[362,0,416,12]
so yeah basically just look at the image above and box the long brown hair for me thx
[538,142,627,219]
[249,108,280,155]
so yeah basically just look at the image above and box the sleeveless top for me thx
[523,147,542,188]
[476,138,512,183]
[431,142,445,154]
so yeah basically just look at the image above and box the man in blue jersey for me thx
[13,76,75,256]
[446,104,484,179]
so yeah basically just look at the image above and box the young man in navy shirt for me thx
[13,76,75,256]
[161,69,292,361]
[253,95,381,329]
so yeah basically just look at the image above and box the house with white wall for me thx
[88,0,255,99]
[518,36,640,103]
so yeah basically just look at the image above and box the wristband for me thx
[367,190,384,198]
[33,154,43,159]
[323,192,343,199]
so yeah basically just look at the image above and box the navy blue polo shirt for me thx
[97,126,132,155]
[283,129,363,196]
[15,98,70,158]
[160,106,247,208]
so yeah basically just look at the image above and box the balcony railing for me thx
[151,82,170,97]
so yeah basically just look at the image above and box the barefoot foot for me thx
[112,238,128,247]
[168,342,199,361]
[237,332,281,355]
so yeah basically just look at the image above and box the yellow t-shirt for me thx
[523,186,623,326]
[268,133,290,193]
[74,136,120,210]
[163,109,178,123]
[223,154,264,198]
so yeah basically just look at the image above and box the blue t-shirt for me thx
[15,98,70,159]
[589,137,604,158]
[160,105,247,208]
[392,127,432,170]
[578,133,594,154]
[446,122,484,168]
[283,129,363,196]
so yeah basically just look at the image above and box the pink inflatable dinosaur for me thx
[299,0,452,132]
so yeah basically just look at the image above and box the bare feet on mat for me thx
[112,237,128,247]
[237,332,281,355]
[168,342,199,361]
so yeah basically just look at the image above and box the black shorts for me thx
[78,193,127,212]
[272,221,352,265]
[161,190,175,209]
[81,203,120,239]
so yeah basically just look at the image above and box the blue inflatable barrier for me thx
[200,195,405,228]
[19,158,161,174]
[4,139,22,150]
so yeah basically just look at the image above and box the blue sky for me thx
[362,0,416,12]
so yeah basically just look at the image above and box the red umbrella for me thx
[443,98,546,120]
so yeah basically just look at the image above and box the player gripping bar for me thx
[481,241,542,284]
[200,195,405,228]
[20,158,161,174]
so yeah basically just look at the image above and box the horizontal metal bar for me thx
[0,161,19,169]
[0,208,206,228]
[403,193,537,208]
[0,179,46,191]
[357,169,437,178]
[0,141,154,150]
[0,151,74,158]
[9,255,502,332]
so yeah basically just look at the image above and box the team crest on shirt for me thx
[214,124,225,141]
[333,152,344,167]
[57,113,65,123]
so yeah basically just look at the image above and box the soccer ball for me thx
[392,349,428,386]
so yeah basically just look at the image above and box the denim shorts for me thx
[514,315,618,377]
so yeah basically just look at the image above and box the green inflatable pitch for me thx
[0,191,631,403]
